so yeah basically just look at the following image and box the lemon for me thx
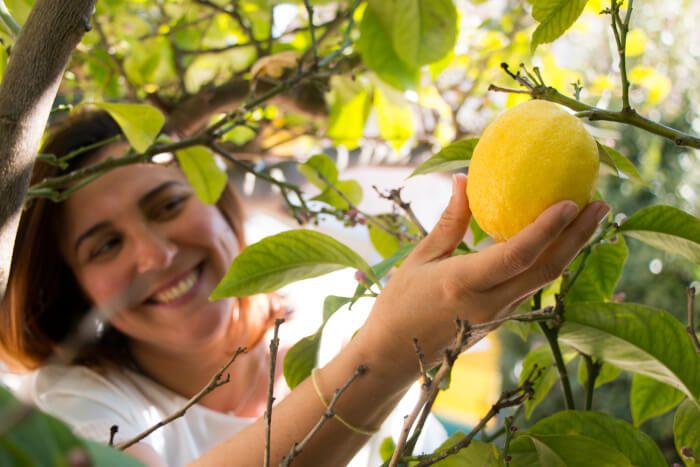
[467,99,599,242]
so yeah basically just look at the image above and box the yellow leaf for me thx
[626,29,647,57]
[251,51,298,80]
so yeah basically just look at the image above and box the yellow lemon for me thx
[467,100,599,242]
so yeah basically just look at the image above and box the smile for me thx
[147,263,204,306]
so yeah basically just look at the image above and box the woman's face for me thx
[59,154,240,355]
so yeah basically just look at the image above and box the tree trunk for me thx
[0,0,97,303]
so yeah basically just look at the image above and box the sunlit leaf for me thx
[391,0,458,68]
[326,76,372,149]
[410,139,477,177]
[175,146,228,204]
[311,180,363,210]
[618,205,700,265]
[427,434,502,466]
[511,411,665,467]
[92,102,165,152]
[674,399,700,467]
[373,81,416,153]
[510,433,631,466]
[212,230,377,298]
[283,333,321,389]
[529,0,588,52]
[630,373,685,427]
[298,153,338,190]
[357,6,420,90]
[559,302,700,402]
[564,236,628,304]
[597,142,643,182]
[368,214,419,260]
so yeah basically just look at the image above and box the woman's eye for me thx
[156,195,188,219]
[89,236,121,260]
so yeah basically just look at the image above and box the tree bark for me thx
[0,0,97,303]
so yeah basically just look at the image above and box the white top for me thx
[20,363,446,467]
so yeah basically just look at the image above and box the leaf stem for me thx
[582,354,601,410]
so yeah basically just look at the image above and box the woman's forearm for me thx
[190,326,414,467]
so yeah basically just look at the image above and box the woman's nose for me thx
[132,225,177,273]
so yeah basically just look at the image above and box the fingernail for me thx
[596,203,611,223]
[560,201,578,224]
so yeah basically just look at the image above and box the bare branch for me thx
[389,321,471,467]
[117,347,247,450]
[280,365,368,467]
[414,366,542,467]
[264,319,284,467]
[373,186,428,237]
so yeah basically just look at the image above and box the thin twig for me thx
[688,287,700,353]
[373,186,428,237]
[388,321,471,467]
[414,366,542,467]
[302,0,319,66]
[608,0,634,112]
[264,319,284,467]
[412,337,429,384]
[490,64,700,149]
[280,365,368,466]
[117,347,247,450]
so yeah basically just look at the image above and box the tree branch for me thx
[0,0,96,302]
[280,365,368,467]
[117,347,247,450]
[489,64,700,149]
[264,319,284,467]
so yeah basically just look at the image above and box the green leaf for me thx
[674,399,700,466]
[283,333,321,389]
[577,358,621,389]
[373,81,416,153]
[564,237,628,304]
[510,433,632,467]
[368,214,420,260]
[529,0,588,52]
[357,6,420,91]
[469,216,490,246]
[410,138,478,177]
[175,146,228,204]
[323,295,352,322]
[559,302,700,402]
[631,373,685,427]
[519,346,575,419]
[597,142,643,182]
[516,410,666,467]
[298,153,338,190]
[83,441,144,466]
[221,126,258,146]
[211,230,377,298]
[427,434,502,466]
[351,243,416,305]
[618,205,700,264]
[391,0,458,68]
[379,437,395,463]
[326,76,372,149]
[311,180,363,210]
[0,46,7,82]
[92,102,165,152]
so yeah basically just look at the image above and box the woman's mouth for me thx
[145,263,204,306]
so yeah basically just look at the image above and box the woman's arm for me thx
[128,174,608,466]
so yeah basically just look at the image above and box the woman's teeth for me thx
[153,269,199,304]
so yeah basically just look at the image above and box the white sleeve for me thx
[28,365,150,447]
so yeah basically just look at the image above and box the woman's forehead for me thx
[60,163,187,232]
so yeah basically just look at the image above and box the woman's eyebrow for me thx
[74,221,110,254]
[137,180,186,208]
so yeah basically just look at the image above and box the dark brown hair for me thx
[0,110,274,370]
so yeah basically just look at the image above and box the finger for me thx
[492,201,610,306]
[406,174,470,264]
[463,199,582,290]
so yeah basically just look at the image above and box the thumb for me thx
[410,174,471,263]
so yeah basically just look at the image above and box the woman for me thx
[1,110,609,466]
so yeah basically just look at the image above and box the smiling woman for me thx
[0,110,608,466]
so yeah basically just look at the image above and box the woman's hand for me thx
[364,173,610,374]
